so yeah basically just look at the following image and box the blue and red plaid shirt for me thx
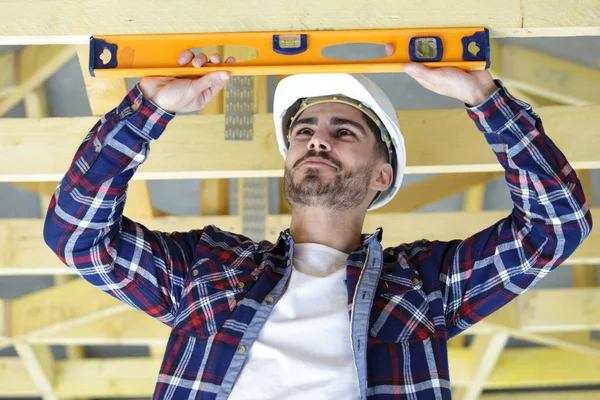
[44,81,592,399]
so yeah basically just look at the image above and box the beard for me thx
[284,151,375,212]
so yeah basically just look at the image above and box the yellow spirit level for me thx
[89,27,490,77]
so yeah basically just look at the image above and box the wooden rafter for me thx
[0,0,599,45]
[491,40,600,105]
[1,104,599,182]
[0,45,75,116]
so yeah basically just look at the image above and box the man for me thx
[44,46,592,400]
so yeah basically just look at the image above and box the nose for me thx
[306,131,331,152]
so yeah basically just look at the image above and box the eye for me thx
[292,128,313,137]
[337,129,355,137]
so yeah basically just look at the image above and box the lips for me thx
[301,157,338,169]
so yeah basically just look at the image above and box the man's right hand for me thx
[138,50,236,114]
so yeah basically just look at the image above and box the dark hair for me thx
[361,113,389,164]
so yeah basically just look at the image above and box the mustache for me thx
[293,151,341,169]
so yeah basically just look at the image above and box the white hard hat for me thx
[273,73,406,210]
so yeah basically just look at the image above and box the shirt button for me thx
[94,143,101,153]
[412,277,421,286]
[238,282,245,289]
[192,269,199,277]
[130,103,140,112]
[265,297,275,304]
[238,345,246,355]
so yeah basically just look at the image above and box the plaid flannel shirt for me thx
[44,80,592,399]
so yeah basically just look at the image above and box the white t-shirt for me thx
[228,242,361,399]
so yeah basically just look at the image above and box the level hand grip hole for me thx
[99,48,112,65]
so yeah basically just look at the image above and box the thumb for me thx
[191,71,231,109]
[402,62,430,79]
[190,71,231,97]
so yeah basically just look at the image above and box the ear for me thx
[371,163,393,192]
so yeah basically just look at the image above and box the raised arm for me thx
[43,51,234,326]
[402,62,593,338]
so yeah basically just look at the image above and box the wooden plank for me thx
[0,299,8,342]
[491,40,600,105]
[460,333,509,400]
[0,45,75,116]
[0,357,39,396]
[573,171,597,287]
[0,52,15,97]
[201,179,230,215]
[13,344,57,400]
[372,172,502,214]
[1,104,599,182]
[24,287,600,344]
[0,348,594,397]
[30,309,170,345]
[53,358,158,398]
[0,0,599,44]
[519,287,600,332]
[487,347,600,389]
[482,391,600,400]
[10,278,130,338]
[269,209,600,264]
[1,208,597,276]
[0,216,242,275]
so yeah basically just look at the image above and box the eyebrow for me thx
[291,116,367,136]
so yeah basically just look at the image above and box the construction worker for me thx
[44,45,592,399]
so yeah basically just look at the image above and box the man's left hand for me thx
[385,43,498,107]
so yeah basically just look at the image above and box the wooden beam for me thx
[372,172,502,214]
[0,52,15,97]
[0,45,75,116]
[30,309,170,345]
[10,278,129,338]
[491,40,600,105]
[1,208,598,276]
[21,287,600,345]
[460,333,510,400]
[1,0,599,45]
[270,209,600,264]
[482,390,600,400]
[0,357,39,397]
[1,104,599,182]
[573,171,597,287]
[518,287,600,332]
[487,347,600,389]
[0,299,8,343]
[13,344,57,400]
[2,347,599,397]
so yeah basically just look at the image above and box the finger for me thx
[385,43,395,57]
[191,71,231,96]
[224,56,236,63]
[178,49,195,65]
[192,53,208,68]
[196,72,231,108]
[402,62,429,78]
[210,53,222,64]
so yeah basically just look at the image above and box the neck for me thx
[288,205,366,254]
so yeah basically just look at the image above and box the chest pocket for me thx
[369,269,436,342]
[173,257,252,340]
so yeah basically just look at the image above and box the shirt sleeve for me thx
[431,80,593,338]
[43,84,199,327]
